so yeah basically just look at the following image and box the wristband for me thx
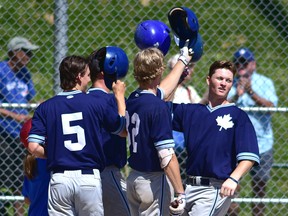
[248,90,254,96]
[175,192,185,196]
[228,176,239,184]
[178,55,188,66]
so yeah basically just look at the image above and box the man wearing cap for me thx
[0,36,39,215]
[228,48,278,216]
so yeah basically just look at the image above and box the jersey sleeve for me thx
[235,110,260,166]
[102,97,126,135]
[171,103,185,132]
[151,103,175,150]
[28,104,47,144]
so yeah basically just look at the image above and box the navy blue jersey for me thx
[172,103,260,180]
[87,88,127,169]
[126,89,175,172]
[28,90,125,172]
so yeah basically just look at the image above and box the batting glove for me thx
[169,193,186,216]
[176,36,194,66]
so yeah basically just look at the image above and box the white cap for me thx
[8,37,39,51]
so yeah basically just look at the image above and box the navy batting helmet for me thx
[89,46,129,90]
[174,32,203,63]
[104,46,129,90]
[168,6,199,48]
[134,20,171,56]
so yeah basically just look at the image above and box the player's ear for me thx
[75,73,82,85]
[206,76,210,86]
[99,71,105,79]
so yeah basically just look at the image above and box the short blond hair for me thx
[133,47,165,84]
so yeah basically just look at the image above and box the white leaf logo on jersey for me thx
[216,114,234,131]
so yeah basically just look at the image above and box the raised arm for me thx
[160,44,193,99]
[112,80,127,137]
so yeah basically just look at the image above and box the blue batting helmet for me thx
[190,33,203,63]
[104,46,129,90]
[134,20,171,56]
[89,46,129,90]
[168,6,199,48]
[174,32,203,63]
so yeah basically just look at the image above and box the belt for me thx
[52,169,94,174]
[186,176,211,186]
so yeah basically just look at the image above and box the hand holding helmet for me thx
[90,46,129,90]
[178,40,194,66]
[168,6,203,66]
[169,193,186,216]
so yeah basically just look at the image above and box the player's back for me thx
[30,90,123,172]
[126,89,174,172]
[88,88,127,168]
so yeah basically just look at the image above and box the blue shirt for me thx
[22,158,50,216]
[126,89,175,172]
[28,90,125,172]
[0,61,36,138]
[172,103,260,180]
[87,88,127,169]
[228,72,278,154]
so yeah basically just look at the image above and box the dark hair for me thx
[59,55,88,90]
[88,47,106,82]
[208,60,236,77]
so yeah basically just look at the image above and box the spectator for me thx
[20,118,50,216]
[0,36,39,215]
[125,47,192,216]
[87,47,130,216]
[227,48,278,216]
[22,155,49,216]
[27,55,126,215]
[167,54,202,104]
[172,60,260,215]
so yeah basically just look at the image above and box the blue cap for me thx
[233,48,255,64]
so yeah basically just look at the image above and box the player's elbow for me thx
[158,148,174,169]
[28,142,45,158]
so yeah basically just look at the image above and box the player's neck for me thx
[208,98,230,108]
[92,80,110,92]
[138,84,157,95]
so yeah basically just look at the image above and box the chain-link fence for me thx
[0,0,287,215]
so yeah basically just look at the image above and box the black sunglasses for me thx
[21,49,33,58]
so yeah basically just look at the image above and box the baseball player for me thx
[171,60,260,215]
[125,46,193,216]
[87,46,130,216]
[27,55,126,216]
